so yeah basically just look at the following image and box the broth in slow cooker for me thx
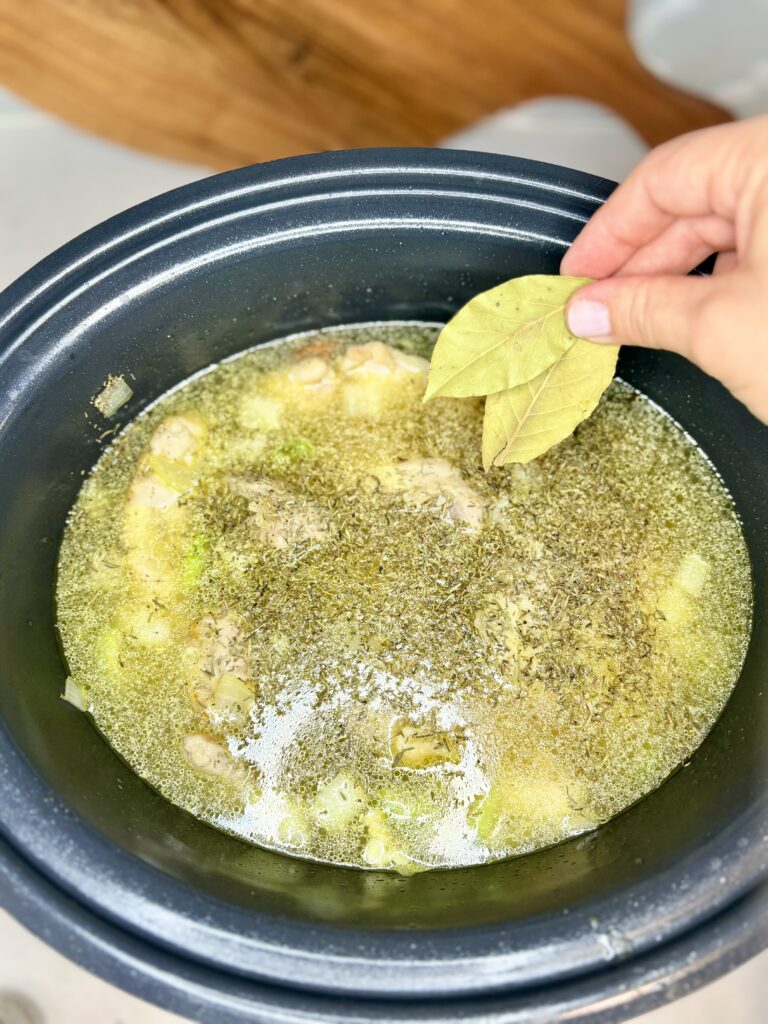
[56,324,752,872]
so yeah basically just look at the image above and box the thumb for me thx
[565,274,716,359]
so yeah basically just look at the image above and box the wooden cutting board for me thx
[0,0,726,170]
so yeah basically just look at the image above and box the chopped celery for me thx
[94,374,133,418]
[269,438,315,467]
[181,534,210,586]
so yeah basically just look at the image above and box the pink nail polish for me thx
[567,300,612,339]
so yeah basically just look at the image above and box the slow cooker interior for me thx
[0,194,765,941]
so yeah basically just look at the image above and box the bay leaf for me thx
[482,339,619,469]
[424,275,592,401]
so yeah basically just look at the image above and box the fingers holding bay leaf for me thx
[481,339,620,469]
[424,275,592,401]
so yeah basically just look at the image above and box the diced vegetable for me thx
[656,587,694,627]
[149,413,207,461]
[378,787,433,825]
[238,393,284,431]
[389,717,463,769]
[474,776,584,849]
[362,810,422,874]
[342,380,388,420]
[95,627,123,677]
[149,454,197,493]
[62,676,87,711]
[94,374,133,418]
[313,774,367,832]
[269,438,315,466]
[212,673,255,722]
[674,552,710,598]
[181,534,210,586]
[277,797,310,846]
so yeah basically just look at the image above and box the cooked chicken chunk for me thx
[182,733,247,781]
[191,614,249,680]
[229,477,330,550]
[372,458,486,530]
[287,356,336,388]
[186,613,255,724]
[339,341,428,377]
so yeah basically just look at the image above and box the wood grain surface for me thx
[0,0,727,170]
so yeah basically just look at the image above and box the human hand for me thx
[561,116,768,424]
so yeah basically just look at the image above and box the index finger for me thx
[560,118,756,279]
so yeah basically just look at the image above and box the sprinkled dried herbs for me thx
[56,323,751,872]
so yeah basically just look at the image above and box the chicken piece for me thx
[182,733,247,782]
[122,480,186,600]
[339,342,428,377]
[121,416,203,592]
[191,614,248,679]
[188,613,248,701]
[229,477,330,550]
[295,337,341,361]
[259,355,337,412]
[372,458,486,530]
[287,357,336,388]
[337,342,428,420]
[187,613,256,727]
[338,343,427,420]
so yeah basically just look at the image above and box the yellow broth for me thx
[56,325,752,872]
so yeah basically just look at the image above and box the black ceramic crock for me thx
[0,149,766,1024]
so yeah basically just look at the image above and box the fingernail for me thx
[567,300,612,339]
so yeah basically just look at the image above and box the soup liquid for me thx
[57,325,752,872]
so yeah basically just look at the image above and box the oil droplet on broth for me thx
[56,324,752,872]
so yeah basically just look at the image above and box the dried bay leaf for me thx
[424,275,592,400]
[482,339,620,469]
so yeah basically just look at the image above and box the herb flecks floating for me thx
[425,275,620,467]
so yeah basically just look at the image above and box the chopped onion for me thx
[94,375,133,417]
[62,676,86,712]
